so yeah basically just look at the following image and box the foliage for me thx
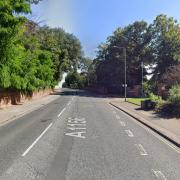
[88,14,180,96]
[64,71,88,89]
[155,85,180,117]
[161,64,180,88]
[0,1,84,92]
[143,81,151,97]
[0,0,31,64]
[89,20,153,91]
[168,85,180,105]
[149,93,161,102]
[151,15,180,82]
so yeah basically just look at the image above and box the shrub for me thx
[155,85,180,117]
[168,85,180,105]
[143,81,151,97]
[149,93,161,102]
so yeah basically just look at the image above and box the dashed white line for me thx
[58,107,66,117]
[135,144,148,156]
[128,115,180,154]
[22,123,53,157]
[119,121,126,127]
[152,169,167,180]
[110,104,180,154]
[125,130,134,137]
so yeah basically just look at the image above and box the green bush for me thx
[143,81,151,97]
[168,85,180,105]
[155,85,180,117]
[149,93,161,102]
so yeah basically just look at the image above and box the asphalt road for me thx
[0,89,179,180]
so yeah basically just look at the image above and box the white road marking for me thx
[67,102,71,106]
[58,107,66,117]
[125,130,134,137]
[22,123,53,157]
[67,127,86,131]
[115,115,120,119]
[135,144,148,156]
[113,111,116,114]
[152,169,167,180]
[65,131,86,139]
[110,105,180,154]
[65,117,87,139]
[128,115,180,154]
[119,121,126,127]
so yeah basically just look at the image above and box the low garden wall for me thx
[0,89,53,108]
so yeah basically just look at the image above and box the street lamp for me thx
[141,61,144,97]
[112,46,127,102]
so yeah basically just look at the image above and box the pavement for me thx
[0,89,179,180]
[110,100,180,147]
[0,89,61,126]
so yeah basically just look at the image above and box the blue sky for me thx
[31,0,180,58]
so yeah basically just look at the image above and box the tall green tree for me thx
[93,21,153,89]
[0,0,31,88]
[151,14,180,81]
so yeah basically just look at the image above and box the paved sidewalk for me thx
[110,100,180,147]
[0,91,61,126]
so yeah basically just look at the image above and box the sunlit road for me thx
[0,89,179,180]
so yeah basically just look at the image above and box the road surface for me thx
[0,89,179,180]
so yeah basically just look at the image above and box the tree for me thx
[64,71,87,89]
[151,15,180,82]
[78,57,92,72]
[161,64,180,88]
[0,0,31,62]
[92,21,153,91]
[0,0,31,88]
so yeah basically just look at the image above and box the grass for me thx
[127,98,149,106]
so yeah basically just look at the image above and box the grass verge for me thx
[127,98,149,106]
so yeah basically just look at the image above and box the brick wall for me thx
[0,89,53,108]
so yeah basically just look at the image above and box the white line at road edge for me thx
[58,108,66,117]
[152,169,167,180]
[22,123,53,157]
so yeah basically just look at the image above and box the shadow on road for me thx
[51,88,123,99]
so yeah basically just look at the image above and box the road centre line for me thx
[22,123,53,157]
[58,107,66,117]
[110,104,180,154]
[152,169,167,180]
[125,130,134,137]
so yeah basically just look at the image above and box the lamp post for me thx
[141,61,144,98]
[112,46,127,102]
